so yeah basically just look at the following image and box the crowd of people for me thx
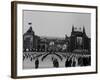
[23,52,91,69]
[64,54,91,67]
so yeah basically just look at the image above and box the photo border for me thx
[11,1,98,79]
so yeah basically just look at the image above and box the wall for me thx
[0,0,99,80]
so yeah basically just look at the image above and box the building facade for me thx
[23,25,90,53]
[69,26,91,53]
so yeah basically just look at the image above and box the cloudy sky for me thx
[23,10,91,38]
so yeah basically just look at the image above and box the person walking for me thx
[53,58,59,68]
[35,58,39,69]
[65,58,69,67]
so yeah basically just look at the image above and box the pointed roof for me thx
[72,25,74,32]
[83,26,85,33]
[24,27,34,35]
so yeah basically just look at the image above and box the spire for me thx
[65,34,68,38]
[27,22,34,35]
[83,26,86,36]
[65,34,68,40]
[72,25,74,32]
[27,27,32,32]
[83,26,85,33]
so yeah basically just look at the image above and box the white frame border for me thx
[16,3,97,77]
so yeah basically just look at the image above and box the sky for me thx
[23,10,91,38]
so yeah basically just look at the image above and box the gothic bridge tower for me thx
[69,25,90,53]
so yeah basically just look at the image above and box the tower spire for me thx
[72,25,74,32]
[83,26,86,36]
[83,26,85,33]
[27,22,34,35]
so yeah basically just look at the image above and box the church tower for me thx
[83,26,86,36]
[23,22,35,51]
[26,22,35,35]
[71,25,74,36]
[69,25,90,53]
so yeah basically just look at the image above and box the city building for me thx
[69,25,91,53]
[23,23,90,54]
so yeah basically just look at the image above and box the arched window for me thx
[76,37,82,49]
